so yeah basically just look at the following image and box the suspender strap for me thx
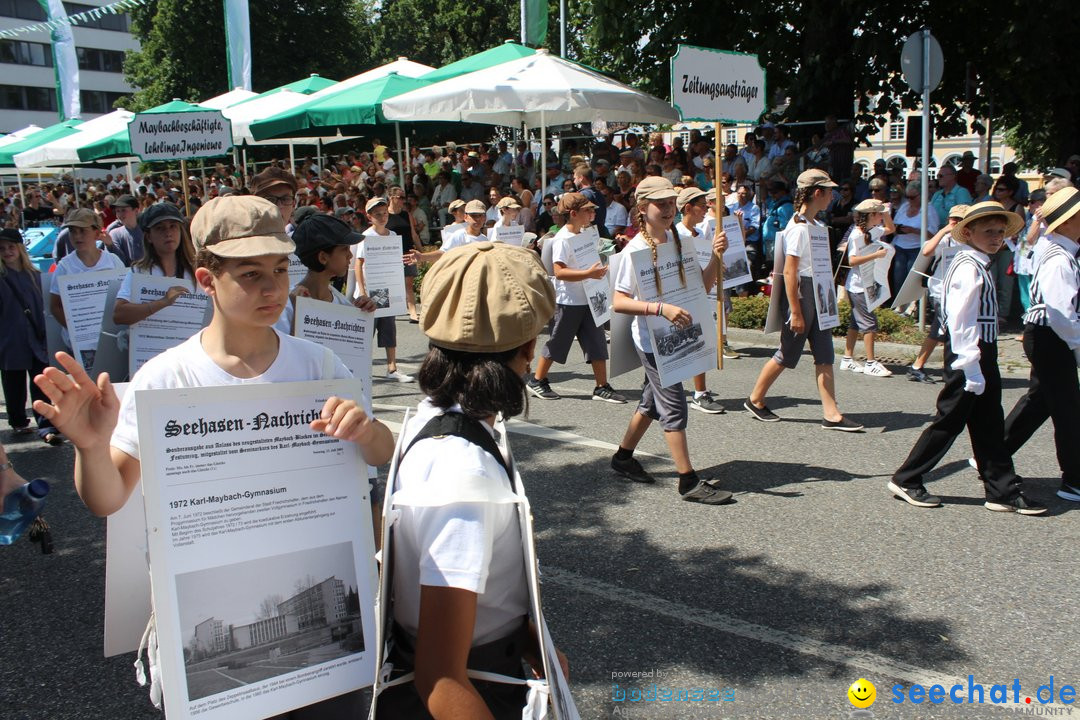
[402,412,514,484]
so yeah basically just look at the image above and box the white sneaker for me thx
[839,357,864,373]
[386,369,415,383]
[862,360,893,377]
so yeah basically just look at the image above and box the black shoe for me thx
[592,384,628,404]
[691,391,726,414]
[821,416,864,432]
[611,454,655,484]
[907,367,936,383]
[527,377,560,400]
[744,398,780,422]
[985,494,1047,515]
[887,481,942,508]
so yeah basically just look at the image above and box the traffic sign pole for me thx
[919,29,931,332]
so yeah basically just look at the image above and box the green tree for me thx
[581,0,1080,167]
[121,0,374,111]
[370,0,520,67]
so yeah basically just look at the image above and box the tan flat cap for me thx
[191,196,295,257]
[420,241,555,353]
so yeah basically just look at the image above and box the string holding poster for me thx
[55,268,127,370]
[808,225,839,330]
[128,275,210,377]
[136,379,377,720]
[568,226,611,327]
[628,242,717,388]
[855,241,895,312]
[358,233,407,318]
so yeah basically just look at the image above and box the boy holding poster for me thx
[355,196,414,383]
[840,199,896,378]
[49,208,126,341]
[609,177,732,504]
[32,195,396,717]
[745,170,863,432]
[527,192,626,403]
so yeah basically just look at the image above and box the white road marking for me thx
[211,667,247,687]
[543,566,1070,713]
[373,403,664,459]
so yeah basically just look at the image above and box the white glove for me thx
[963,371,986,395]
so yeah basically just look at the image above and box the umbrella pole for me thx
[540,111,546,199]
[288,142,296,175]
[181,159,192,218]
[242,147,249,187]
[17,171,25,228]
[125,159,134,190]
[316,140,323,175]
[714,123,725,371]
[405,136,410,179]
[73,170,79,209]
[395,123,404,182]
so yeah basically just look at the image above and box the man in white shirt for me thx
[726,184,761,243]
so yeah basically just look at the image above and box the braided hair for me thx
[635,203,686,296]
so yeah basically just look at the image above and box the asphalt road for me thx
[1,319,1076,720]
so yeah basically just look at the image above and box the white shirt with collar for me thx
[1026,232,1080,356]
[944,247,995,374]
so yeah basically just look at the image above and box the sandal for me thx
[681,480,734,505]
[43,433,65,446]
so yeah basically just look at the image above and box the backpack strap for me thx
[401,412,514,486]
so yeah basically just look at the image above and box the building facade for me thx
[277,578,347,631]
[192,616,227,658]
[230,613,300,651]
[0,0,140,133]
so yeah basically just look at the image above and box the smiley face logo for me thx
[848,678,876,708]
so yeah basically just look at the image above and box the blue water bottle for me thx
[0,479,50,545]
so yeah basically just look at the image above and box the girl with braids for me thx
[840,199,896,377]
[112,203,197,327]
[745,169,864,431]
[609,176,733,504]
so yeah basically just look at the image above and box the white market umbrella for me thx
[13,110,135,168]
[0,125,44,147]
[222,90,357,169]
[199,87,259,109]
[329,57,434,93]
[382,49,678,184]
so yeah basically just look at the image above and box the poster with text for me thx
[287,254,307,286]
[128,275,210,377]
[856,241,895,312]
[809,226,840,331]
[629,242,717,388]
[720,216,753,289]
[568,228,611,327]
[489,224,525,247]
[292,296,372,416]
[136,380,377,720]
[56,268,127,371]
[359,234,406,318]
[607,252,642,379]
[764,230,787,334]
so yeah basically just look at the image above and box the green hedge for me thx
[728,295,920,342]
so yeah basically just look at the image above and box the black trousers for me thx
[1,362,55,438]
[1004,325,1080,489]
[893,340,1020,502]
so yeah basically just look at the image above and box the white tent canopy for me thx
[381,49,679,127]
[199,87,259,110]
[13,110,134,168]
[0,125,44,148]
[222,90,346,147]
[327,57,434,94]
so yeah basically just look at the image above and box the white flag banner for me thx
[38,0,80,121]
[223,0,252,91]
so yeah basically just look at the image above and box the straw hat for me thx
[949,201,1024,244]
[1041,186,1080,234]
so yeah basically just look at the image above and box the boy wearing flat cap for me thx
[34,195,395,716]
[1002,187,1080,503]
[889,201,1045,514]
[527,192,627,403]
[49,208,126,345]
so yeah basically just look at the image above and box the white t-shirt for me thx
[275,284,352,335]
[111,330,351,460]
[675,222,714,300]
[392,399,528,645]
[116,265,197,302]
[605,202,629,235]
[50,248,126,295]
[550,225,589,306]
[782,215,825,278]
[441,227,486,253]
[893,202,940,250]
[614,229,689,353]
[352,226,398,298]
[844,226,885,293]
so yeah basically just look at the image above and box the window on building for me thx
[0,0,47,20]
[856,161,870,179]
[0,84,57,111]
[725,129,737,145]
[678,131,690,147]
[889,122,905,141]
[886,156,908,175]
[0,39,52,67]
[79,89,125,114]
[64,2,129,31]
[989,157,1002,175]
[76,46,125,73]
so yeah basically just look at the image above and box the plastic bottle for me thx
[0,479,50,545]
